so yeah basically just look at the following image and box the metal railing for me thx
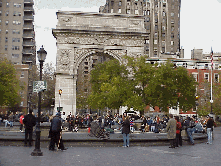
[23,33,34,38]
[24,15,34,20]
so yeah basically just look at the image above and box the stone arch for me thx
[52,11,147,117]
[74,49,123,75]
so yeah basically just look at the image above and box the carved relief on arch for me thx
[57,49,71,72]
[74,48,95,68]
[104,50,126,65]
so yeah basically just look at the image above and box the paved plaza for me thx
[0,127,220,166]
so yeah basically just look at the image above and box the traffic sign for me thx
[33,81,47,93]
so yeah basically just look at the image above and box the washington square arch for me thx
[52,11,148,118]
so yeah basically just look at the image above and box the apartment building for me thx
[0,0,36,113]
[99,0,182,58]
[191,48,221,61]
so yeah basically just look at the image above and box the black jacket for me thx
[122,119,130,134]
[51,116,62,132]
[206,119,214,128]
[23,114,36,130]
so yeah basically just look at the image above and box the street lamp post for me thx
[31,46,47,156]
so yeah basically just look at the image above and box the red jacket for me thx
[20,115,24,124]
[176,121,182,134]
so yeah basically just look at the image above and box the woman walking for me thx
[175,116,182,147]
[122,116,130,147]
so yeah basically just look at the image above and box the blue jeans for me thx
[187,128,196,144]
[10,121,13,127]
[207,128,212,144]
[4,120,10,127]
[122,133,129,147]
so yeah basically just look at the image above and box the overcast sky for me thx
[33,0,221,65]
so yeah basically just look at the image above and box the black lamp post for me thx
[31,46,47,156]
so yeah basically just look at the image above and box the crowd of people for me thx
[0,111,217,149]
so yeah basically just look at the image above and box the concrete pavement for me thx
[0,127,220,166]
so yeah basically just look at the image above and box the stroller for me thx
[88,121,110,140]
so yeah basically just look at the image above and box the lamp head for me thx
[37,45,47,62]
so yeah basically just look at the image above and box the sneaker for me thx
[122,146,126,148]
[127,145,129,147]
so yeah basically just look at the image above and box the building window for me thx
[127,9,130,14]
[162,11,166,17]
[12,46,20,50]
[204,73,209,81]
[0,19,1,24]
[192,73,198,82]
[20,101,23,106]
[135,9,139,15]
[155,25,158,30]
[171,12,174,17]
[5,37,8,43]
[13,20,21,25]
[171,33,174,39]
[6,11,9,16]
[5,20,9,25]
[215,64,219,70]
[12,54,19,58]
[162,47,165,52]
[13,12,21,16]
[143,11,146,15]
[118,8,121,13]
[146,25,150,30]
[171,41,174,45]
[154,40,157,44]
[12,30,20,34]
[111,9,113,13]
[0,29,1,34]
[147,10,150,15]
[171,20,175,24]
[172,5,175,9]
[5,45,8,51]
[214,73,219,83]
[6,30,8,34]
[6,3,9,7]
[162,33,165,38]
[162,26,165,31]
[12,38,20,42]
[154,32,157,38]
[162,41,165,46]
[0,2,2,7]
[20,72,24,78]
[0,11,2,16]
[145,39,149,44]
[183,63,187,68]
[119,1,122,6]
[111,1,114,6]
[14,3,21,8]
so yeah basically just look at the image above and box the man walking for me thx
[49,112,67,151]
[166,114,176,148]
[186,117,196,145]
[23,109,36,146]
